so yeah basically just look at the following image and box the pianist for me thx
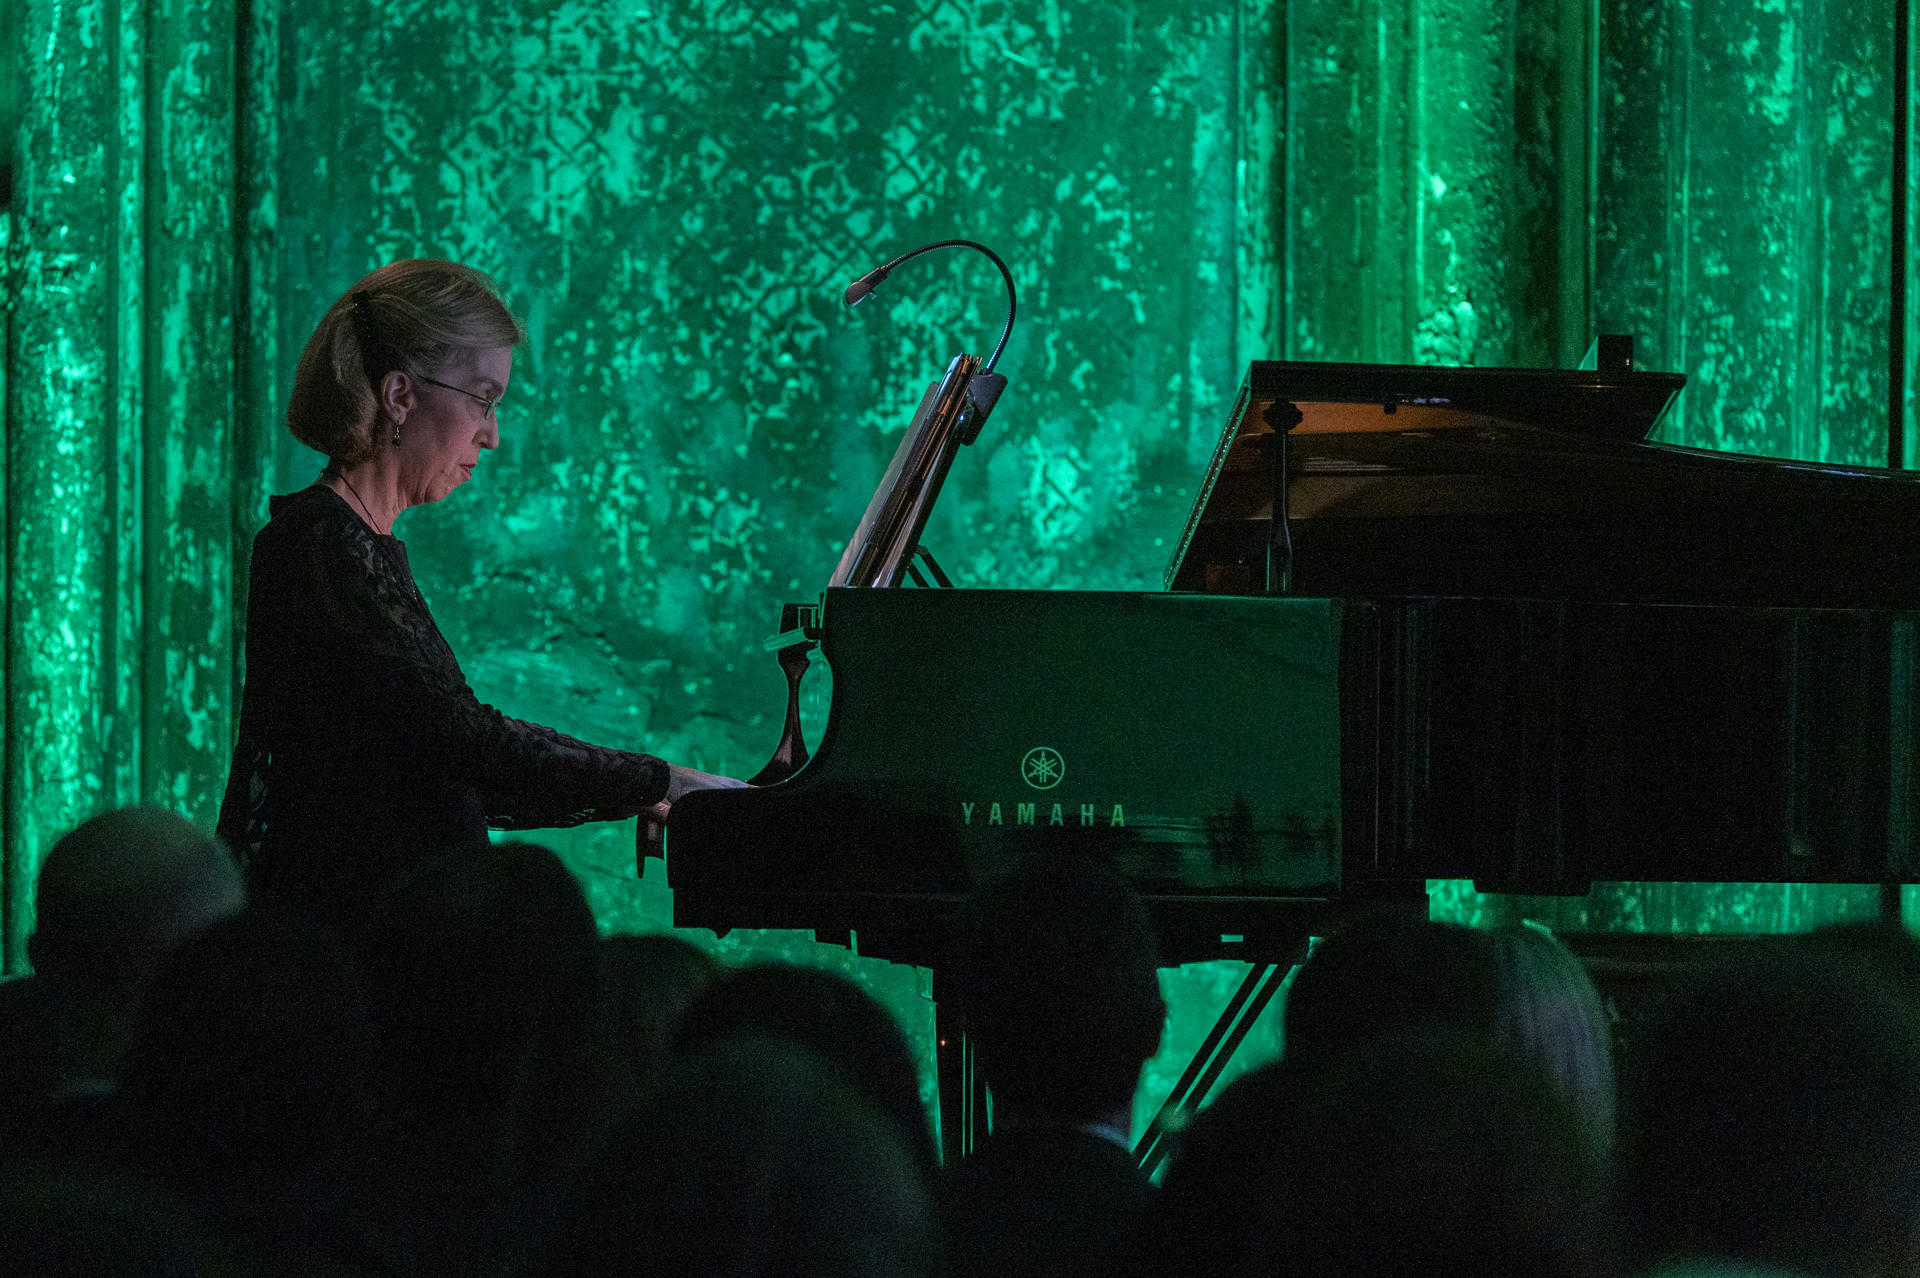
[217,258,738,934]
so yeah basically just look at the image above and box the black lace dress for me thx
[217,485,668,932]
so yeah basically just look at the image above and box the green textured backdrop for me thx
[4,0,1910,1132]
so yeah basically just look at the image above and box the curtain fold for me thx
[6,0,245,969]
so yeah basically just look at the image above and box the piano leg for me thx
[934,993,989,1163]
[1133,962,1290,1176]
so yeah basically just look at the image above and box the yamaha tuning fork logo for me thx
[1020,746,1064,790]
[959,745,1125,830]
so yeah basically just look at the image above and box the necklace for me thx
[324,467,388,535]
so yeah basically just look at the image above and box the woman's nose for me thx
[478,419,499,450]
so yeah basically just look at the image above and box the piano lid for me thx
[1213,360,1686,442]
[1165,360,1685,594]
[1163,359,1920,607]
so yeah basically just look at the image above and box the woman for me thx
[217,259,736,934]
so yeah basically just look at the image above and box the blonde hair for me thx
[286,259,525,465]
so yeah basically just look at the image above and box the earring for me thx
[391,424,402,447]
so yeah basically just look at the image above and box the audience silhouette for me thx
[1138,911,1505,1277]
[0,807,243,1162]
[1281,910,1500,1064]
[677,961,940,1176]
[356,841,616,1276]
[557,1036,935,1278]
[1262,1032,1612,1278]
[1486,921,1618,1161]
[115,906,393,1271]
[1622,947,1920,1278]
[595,931,717,1087]
[939,854,1166,1278]
[13,803,1920,1278]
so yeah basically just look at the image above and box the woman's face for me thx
[397,346,511,505]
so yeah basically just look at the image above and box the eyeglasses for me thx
[417,374,503,420]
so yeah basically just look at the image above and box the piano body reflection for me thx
[667,358,1920,970]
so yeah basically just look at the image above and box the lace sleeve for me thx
[300,519,670,825]
[479,715,668,830]
[215,691,268,867]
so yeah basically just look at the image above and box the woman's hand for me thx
[665,764,750,802]
[642,765,750,852]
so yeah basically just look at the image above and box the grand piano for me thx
[665,350,1920,1155]
[670,353,1920,942]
